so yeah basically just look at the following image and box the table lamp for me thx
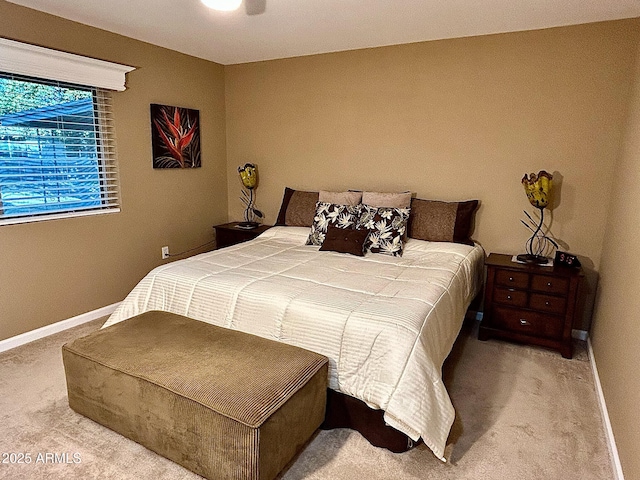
[516,170,558,264]
[237,163,264,228]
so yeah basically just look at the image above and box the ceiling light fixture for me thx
[201,0,242,11]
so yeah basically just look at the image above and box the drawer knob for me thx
[547,282,552,287]
[509,277,514,282]
[545,301,550,306]
[507,295,512,300]
[520,319,531,326]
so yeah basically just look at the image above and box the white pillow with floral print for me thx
[357,205,411,256]
[306,202,363,246]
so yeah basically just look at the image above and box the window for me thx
[0,38,134,225]
[0,73,118,222]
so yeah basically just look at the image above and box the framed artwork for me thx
[150,104,201,168]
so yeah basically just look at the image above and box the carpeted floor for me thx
[0,318,613,480]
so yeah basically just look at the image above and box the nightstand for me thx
[478,253,583,358]
[213,222,272,249]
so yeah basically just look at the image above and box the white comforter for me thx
[104,226,484,460]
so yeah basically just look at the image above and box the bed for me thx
[104,212,484,460]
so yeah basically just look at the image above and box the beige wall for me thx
[0,1,228,341]
[225,20,640,330]
[0,3,639,478]
[226,20,640,472]
[591,35,640,480]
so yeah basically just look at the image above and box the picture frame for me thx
[150,104,201,169]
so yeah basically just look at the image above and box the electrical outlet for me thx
[161,246,169,259]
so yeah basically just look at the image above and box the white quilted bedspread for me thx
[104,226,484,460]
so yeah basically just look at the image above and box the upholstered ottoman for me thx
[62,311,328,480]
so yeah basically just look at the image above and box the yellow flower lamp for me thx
[239,163,257,189]
[516,170,558,264]
[237,163,263,228]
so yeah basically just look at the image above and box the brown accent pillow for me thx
[306,203,363,246]
[319,225,369,257]
[408,198,479,245]
[276,187,320,227]
[362,191,412,208]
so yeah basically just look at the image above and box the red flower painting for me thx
[151,104,201,168]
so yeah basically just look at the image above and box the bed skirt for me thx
[321,389,414,453]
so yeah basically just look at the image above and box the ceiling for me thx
[7,0,640,65]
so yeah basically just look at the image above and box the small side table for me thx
[213,222,272,249]
[479,253,583,358]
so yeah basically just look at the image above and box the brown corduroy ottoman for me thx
[62,311,328,480]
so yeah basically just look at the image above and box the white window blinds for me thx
[0,39,134,225]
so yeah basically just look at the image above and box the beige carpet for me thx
[0,318,613,480]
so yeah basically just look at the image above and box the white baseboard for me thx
[588,338,625,480]
[0,302,120,354]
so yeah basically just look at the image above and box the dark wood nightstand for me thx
[213,222,272,249]
[478,253,583,358]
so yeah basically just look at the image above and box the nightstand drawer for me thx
[529,293,567,315]
[495,270,529,289]
[531,275,569,295]
[492,306,563,340]
[493,287,528,307]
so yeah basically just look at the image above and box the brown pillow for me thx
[306,203,363,246]
[408,198,479,245]
[319,225,369,256]
[276,187,320,227]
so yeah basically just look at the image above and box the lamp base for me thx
[516,253,548,264]
[237,221,260,230]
